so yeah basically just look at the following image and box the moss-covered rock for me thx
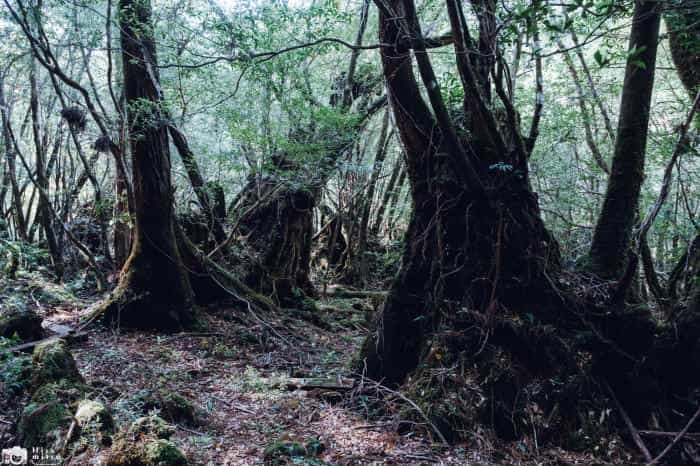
[105,416,187,466]
[105,438,188,466]
[31,339,83,387]
[129,416,175,440]
[31,379,86,404]
[75,399,115,434]
[16,401,71,449]
[263,437,326,465]
[136,390,199,425]
[0,308,43,341]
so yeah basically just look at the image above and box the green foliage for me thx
[0,337,32,397]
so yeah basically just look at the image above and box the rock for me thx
[31,380,85,404]
[129,416,175,440]
[263,437,326,465]
[105,439,188,466]
[0,308,43,341]
[16,401,70,449]
[105,416,188,466]
[75,400,115,434]
[31,339,83,387]
[137,390,199,425]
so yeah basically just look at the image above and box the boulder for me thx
[0,309,43,341]
[31,339,83,387]
[16,401,70,449]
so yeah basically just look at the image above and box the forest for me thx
[0,0,699,464]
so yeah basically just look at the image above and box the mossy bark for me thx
[357,0,700,449]
[96,0,197,330]
[586,1,662,279]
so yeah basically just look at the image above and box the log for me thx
[283,377,355,391]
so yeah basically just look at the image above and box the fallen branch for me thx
[606,383,653,463]
[646,405,700,466]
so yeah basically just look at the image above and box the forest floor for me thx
[1,273,637,465]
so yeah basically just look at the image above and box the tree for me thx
[358,0,558,390]
[357,0,700,445]
[94,0,197,330]
[585,0,662,280]
[228,0,382,306]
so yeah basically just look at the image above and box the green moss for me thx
[31,379,86,404]
[17,401,70,449]
[105,439,188,466]
[129,415,175,439]
[143,439,188,466]
[263,441,306,464]
[32,339,83,387]
[105,416,188,466]
[263,438,326,465]
[0,353,32,398]
[135,390,198,425]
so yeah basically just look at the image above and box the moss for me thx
[263,438,326,465]
[105,439,188,466]
[75,399,115,434]
[129,416,175,439]
[105,416,187,466]
[136,390,199,425]
[17,401,70,449]
[143,440,188,466]
[31,339,83,387]
[31,380,85,404]
[0,309,43,341]
[263,441,306,464]
[0,353,32,398]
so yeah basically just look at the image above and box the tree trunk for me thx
[359,0,559,389]
[356,0,700,447]
[30,61,63,280]
[0,74,27,241]
[586,0,661,279]
[371,152,402,236]
[95,0,196,330]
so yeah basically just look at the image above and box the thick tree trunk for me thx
[666,0,700,99]
[95,0,196,330]
[234,169,316,305]
[357,0,700,449]
[586,0,661,279]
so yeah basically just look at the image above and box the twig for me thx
[210,395,255,415]
[176,424,205,436]
[606,383,653,462]
[365,379,449,445]
[646,405,700,466]
[639,430,700,439]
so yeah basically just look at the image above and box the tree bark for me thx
[95,0,196,330]
[0,74,27,241]
[586,0,661,279]
[29,60,63,280]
